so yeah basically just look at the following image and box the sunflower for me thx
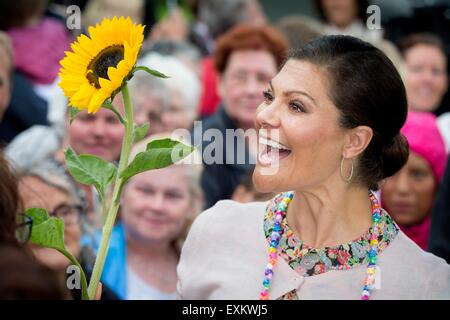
[59,17,144,113]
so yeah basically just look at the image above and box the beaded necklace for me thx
[259,191,382,300]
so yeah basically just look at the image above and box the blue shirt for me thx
[82,223,127,299]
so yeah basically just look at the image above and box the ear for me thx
[342,126,373,159]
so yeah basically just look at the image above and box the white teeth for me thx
[259,137,291,151]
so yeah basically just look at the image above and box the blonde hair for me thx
[83,0,144,28]
[0,31,13,75]
[128,133,203,254]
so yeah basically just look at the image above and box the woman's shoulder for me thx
[182,200,269,251]
[388,231,449,267]
[185,199,269,246]
[383,231,450,298]
[177,200,271,299]
[195,199,268,226]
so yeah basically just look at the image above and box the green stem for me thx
[60,249,89,300]
[87,84,134,300]
[103,101,126,124]
[100,195,109,226]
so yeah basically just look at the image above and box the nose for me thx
[244,76,263,98]
[255,100,281,130]
[394,170,411,195]
[91,119,107,138]
[148,192,165,213]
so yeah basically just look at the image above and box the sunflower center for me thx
[86,45,124,88]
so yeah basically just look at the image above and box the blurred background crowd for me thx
[0,0,449,300]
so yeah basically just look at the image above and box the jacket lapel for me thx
[269,255,304,299]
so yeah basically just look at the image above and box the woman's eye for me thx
[289,101,306,113]
[78,114,95,122]
[137,186,153,194]
[166,192,183,200]
[262,90,274,104]
[410,169,428,179]
[410,65,423,73]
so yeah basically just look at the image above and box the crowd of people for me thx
[0,0,449,300]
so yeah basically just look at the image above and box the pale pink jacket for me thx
[177,200,450,300]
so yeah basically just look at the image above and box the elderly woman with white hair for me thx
[18,159,119,299]
[136,53,201,132]
[128,71,172,136]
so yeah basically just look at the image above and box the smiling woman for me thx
[177,35,450,300]
[381,111,447,250]
[400,33,448,113]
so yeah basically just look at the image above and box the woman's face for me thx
[382,152,436,226]
[120,166,193,245]
[67,97,125,162]
[134,89,168,136]
[162,90,194,131]
[405,44,448,112]
[219,49,277,130]
[322,0,358,28]
[19,176,81,270]
[253,59,347,193]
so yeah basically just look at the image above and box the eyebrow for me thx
[269,80,316,105]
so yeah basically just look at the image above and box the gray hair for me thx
[141,40,202,66]
[18,158,83,207]
[198,0,249,38]
[128,71,171,114]
[137,53,200,122]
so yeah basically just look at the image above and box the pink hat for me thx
[401,112,448,182]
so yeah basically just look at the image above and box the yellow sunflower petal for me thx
[70,83,95,105]
[98,77,114,93]
[59,16,144,113]
[88,91,109,114]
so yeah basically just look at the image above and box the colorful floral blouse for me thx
[263,192,400,300]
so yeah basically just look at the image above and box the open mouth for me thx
[258,136,292,166]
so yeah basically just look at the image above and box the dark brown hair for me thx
[214,23,289,74]
[399,33,446,57]
[0,151,22,244]
[288,35,409,190]
[0,243,70,299]
[0,0,47,30]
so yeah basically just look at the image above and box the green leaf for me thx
[133,123,150,143]
[69,107,82,124]
[120,138,194,181]
[25,208,90,300]
[26,207,48,226]
[26,208,66,251]
[64,148,117,200]
[133,66,169,78]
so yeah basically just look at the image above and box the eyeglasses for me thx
[48,203,82,226]
[15,214,33,244]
